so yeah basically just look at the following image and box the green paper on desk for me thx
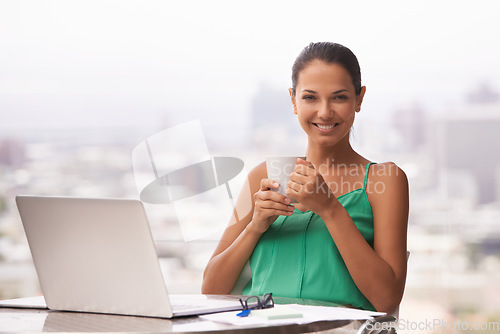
[251,306,303,320]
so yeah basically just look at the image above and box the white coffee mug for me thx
[265,156,304,203]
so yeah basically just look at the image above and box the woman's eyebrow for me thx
[301,89,317,94]
[301,89,348,94]
[331,89,348,94]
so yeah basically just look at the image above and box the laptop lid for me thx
[16,195,240,318]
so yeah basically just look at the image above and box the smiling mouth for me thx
[313,123,340,130]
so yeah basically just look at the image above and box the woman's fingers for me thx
[255,198,294,216]
[297,158,314,168]
[255,190,293,209]
[260,178,280,191]
[259,178,293,204]
[254,181,294,217]
[289,170,307,185]
[257,187,289,201]
[288,163,327,201]
[294,162,315,177]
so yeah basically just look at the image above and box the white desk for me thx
[0,296,365,333]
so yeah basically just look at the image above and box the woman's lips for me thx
[313,123,339,132]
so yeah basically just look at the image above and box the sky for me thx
[0,0,499,138]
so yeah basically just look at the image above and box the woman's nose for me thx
[318,101,333,119]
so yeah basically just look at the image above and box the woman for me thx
[202,42,409,313]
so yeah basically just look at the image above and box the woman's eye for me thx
[302,95,315,100]
[333,95,348,100]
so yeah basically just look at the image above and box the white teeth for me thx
[316,123,337,129]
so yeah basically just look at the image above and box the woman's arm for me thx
[288,161,409,312]
[201,162,295,294]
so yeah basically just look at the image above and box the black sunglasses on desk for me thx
[239,293,274,311]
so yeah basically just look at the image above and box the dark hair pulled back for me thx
[291,42,362,96]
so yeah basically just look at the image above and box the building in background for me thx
[0,138,26,168]
[391,103,428,153]
[436,85,500,206]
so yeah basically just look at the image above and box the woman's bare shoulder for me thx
[369,162,408,186]
[367,161,409,205]
[247,161,267,186]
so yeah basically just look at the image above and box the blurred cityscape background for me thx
[1,1,499,333]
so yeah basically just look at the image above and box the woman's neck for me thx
[305,136,359,169]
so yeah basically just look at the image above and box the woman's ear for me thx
[289,88,298,114]
[355,86,366,112]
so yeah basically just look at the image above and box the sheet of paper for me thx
[0,296,48,309]
[200,304,386,326]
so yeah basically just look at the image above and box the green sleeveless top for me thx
[243,162,376,311]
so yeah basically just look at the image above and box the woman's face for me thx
[290,60,365,148]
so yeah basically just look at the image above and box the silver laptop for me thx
[15,195,242,318]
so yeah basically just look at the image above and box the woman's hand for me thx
[286,158,339,217]
[250,178,295,233]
